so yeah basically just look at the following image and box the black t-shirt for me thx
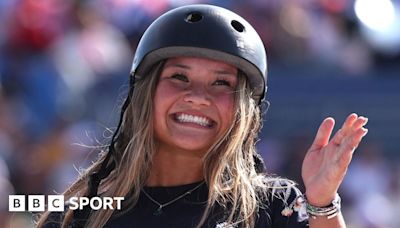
[105,181,309,228]
[44,181,309,228]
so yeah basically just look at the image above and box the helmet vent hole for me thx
[231,20,245,32]
[185,12,203,23]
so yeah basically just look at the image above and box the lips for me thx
[173,113,215,128]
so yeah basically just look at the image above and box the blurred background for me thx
[1,0,399,227]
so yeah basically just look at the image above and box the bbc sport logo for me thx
[9,195,124,212]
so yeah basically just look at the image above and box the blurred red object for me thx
[320,0,347,14]
[7,0,70,50]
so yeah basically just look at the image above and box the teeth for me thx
[176,113,211,127]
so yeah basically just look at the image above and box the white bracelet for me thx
[305,193,341,219]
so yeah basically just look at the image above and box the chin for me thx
[174,142,212,155]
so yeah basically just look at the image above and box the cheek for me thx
[155,81,183,100]
[154,83,175,108]
[153,85,169,124]
[216,95,236,127]
[220,93,235,112]
[153,82,183,121]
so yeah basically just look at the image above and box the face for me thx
[153,57,238,156]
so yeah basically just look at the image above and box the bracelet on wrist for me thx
[304,193,341,219]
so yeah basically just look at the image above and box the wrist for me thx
[305,191,337,207]
[304,193,341,220]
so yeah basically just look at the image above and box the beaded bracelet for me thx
[305,193,341,219]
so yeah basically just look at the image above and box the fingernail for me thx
[362,128,368,136]
[360,116,368,124]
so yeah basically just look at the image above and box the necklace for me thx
[141,181,205,216]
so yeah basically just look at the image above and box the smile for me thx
[174,113,214,128]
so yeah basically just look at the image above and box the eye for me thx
[213,79,232,87]
[171,73,189,82]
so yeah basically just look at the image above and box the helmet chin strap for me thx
[252,99,270,174]
[72,76,136,227]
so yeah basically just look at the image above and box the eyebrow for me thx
[164,63,237,77]
[163,63,190,69]
[213,70,237,77]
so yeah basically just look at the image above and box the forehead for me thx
[163,57,238,75]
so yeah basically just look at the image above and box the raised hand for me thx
[302,113,368,206]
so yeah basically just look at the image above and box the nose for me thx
[183,85,211,106]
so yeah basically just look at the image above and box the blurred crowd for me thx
[1,0,399,227]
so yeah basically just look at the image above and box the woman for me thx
[37,4,368,228]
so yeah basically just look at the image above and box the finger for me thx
[351,116,368,130]
[309,117,335,151]
[343,127,368,151]
[338,127,368,167]
[331,113,358,145]
[334,117,368,167]
[334,116,368,146]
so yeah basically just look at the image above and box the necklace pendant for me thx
[153,206,163,216]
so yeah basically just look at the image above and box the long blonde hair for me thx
[36,60,270,228]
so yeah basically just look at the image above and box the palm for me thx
[301,114,368,206]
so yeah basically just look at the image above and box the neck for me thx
[147,145,205,187]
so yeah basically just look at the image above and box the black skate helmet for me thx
[131,4,268,103]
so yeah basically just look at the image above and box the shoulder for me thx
[255,177,309,228]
